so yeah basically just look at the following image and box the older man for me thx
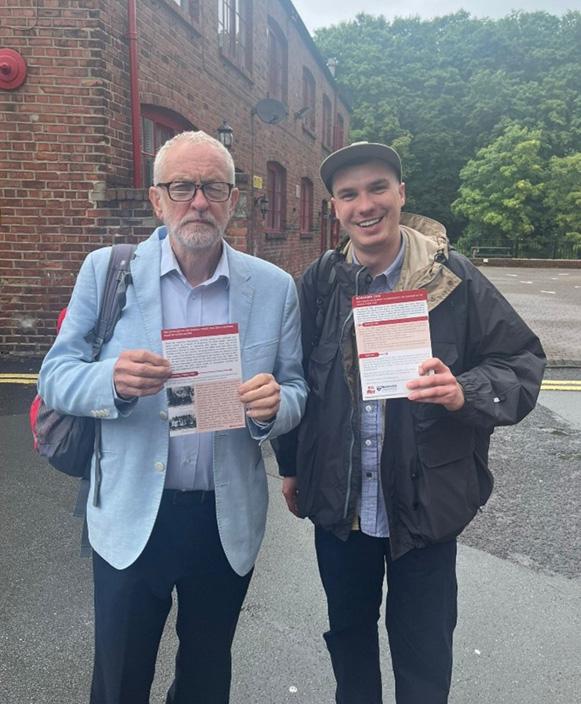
[39,130,307,704]
[276,142,545,704]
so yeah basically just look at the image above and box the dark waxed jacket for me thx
[275,213,546,560]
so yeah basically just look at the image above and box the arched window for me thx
[140,106,193,186]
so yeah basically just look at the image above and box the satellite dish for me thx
[253,98,287,125]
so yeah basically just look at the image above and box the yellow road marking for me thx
[0,375,580,390]
[541,380,581,391]
[0,374,38,385]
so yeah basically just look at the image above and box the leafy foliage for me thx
[313,10,581,253]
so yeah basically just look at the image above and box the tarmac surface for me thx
[479,266,581,367]
[1,264,580,703]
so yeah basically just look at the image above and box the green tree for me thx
[451,124,545,251]
[313,11,581,245]
[544,153,581,255]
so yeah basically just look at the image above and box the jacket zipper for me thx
[341,265,365,520]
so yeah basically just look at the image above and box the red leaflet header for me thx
[161,323,239,340]
[352,289,427,308]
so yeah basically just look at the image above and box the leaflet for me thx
[161,324,245,436]
[352,289,432,400]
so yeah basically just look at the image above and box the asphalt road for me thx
[478,265,581,367]
[1,265,580,703]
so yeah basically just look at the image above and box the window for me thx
[302,68,316,132]
[335,112,345,150]
[322,94,332,148]
[170,0,200,22]
[300,178,313,234]
[140,107,193,187]
[267,20,287,103]
[218,0,251,71]
[266,162,286,233]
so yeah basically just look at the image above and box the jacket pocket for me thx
[307,340,340,400]
[242,339,279,377]
[415,428,482,542]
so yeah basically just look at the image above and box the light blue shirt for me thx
[160,235,229,491]
[355,237,405,538]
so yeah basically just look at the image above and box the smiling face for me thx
[331,159,406,270]
[149,141,239,255]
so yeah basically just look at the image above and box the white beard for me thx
[168,218,224,252]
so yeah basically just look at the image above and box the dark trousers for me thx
[90,490,253,704]
[315,527,458,704]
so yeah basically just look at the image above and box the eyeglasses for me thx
[156,181,234,203]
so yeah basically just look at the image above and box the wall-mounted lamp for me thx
[216,120,233,150]
[294,106,312,120]
[254,194,269,219]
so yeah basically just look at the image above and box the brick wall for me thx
[1,0,349,357]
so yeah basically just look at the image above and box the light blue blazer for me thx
[38,228,308,575]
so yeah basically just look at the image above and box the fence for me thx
[456,236,580,260]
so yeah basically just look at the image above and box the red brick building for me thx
[0,0,349,357]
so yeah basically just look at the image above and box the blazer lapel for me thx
[130,229,164,354]
[225,242,254,349]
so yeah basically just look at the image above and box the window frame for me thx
[266,161,286,234]
[167,0,200,23]
[140,107,192,187]
[335,112,345,150]
[267,20,287,104]
[300,178,313,234]
[322,94,332,148]
[218,0,252,72]
[302,67,316,133]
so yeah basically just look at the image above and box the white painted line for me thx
[507,274,518,277]
[520,281,533,284]
[558,273,569,276]
[540,290,556,294]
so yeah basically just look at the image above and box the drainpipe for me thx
[127,0,142,187]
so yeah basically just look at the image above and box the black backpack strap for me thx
[85,243,137,360]
[313,249,337,347]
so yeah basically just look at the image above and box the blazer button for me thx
[154,462,165,472]
[159,411,168,420]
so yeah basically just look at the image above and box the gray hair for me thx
[152,130,235,184]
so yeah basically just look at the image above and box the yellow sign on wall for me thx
[253,175,263,189]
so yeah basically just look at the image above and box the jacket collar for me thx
[224,241,254,349]
[336,212,462,310]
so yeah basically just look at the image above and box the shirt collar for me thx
[160,232,230,289]
[353,232,406,289]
